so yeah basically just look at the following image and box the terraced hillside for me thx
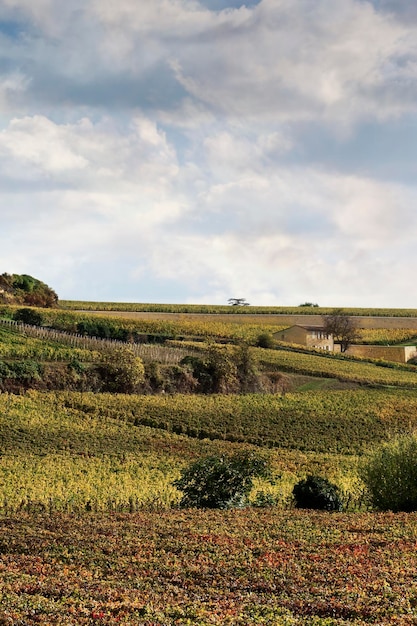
[2,304,417,623]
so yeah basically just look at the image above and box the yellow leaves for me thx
[0,387,409,512]
[0,325,96,362]
[357,328,417,344]
[258,347,417,387]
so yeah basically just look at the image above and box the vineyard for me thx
[256,346,417,387]
[1,509,417,625]
[2,303,417,623]
[4,303,417,346]
[0,323,194,365]
[0,390,360,512]
[0,325,99,362]
[0,387,416,513]
[49,388,417,455]
[59,299,417,317]
[0,305,289,342]
[356,327,417,344]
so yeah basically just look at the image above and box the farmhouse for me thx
[274,325,334,351]
[275,325,417,363]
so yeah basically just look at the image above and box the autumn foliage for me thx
[361,433,417,512]
[0,273,58,307]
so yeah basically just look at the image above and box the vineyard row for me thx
[0,319,194,364]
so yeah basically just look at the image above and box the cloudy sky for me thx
[1,0,417,306]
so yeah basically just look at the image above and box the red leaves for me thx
[90,611,106,620]
[0,509,417,624]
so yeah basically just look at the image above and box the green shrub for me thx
[173,451,272,509]
[0,359,42,381]
[361,434,417,512]
[256,333,275,349]
[292,475,343,511]
[67,359,87,375]
[14,308,43,326]
[12,360,43,380]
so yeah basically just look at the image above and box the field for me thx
[4,304,417,343]
[257,347,417,387]
[0,390,371,511]
[2,303,417,623]
[59,300,417,318]
[1,510,417,625]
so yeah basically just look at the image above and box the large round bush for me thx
[292,475,343,511]
[173,452,271,509]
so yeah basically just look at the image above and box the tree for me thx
[299,302,319,308]
[234,342,261,393]
[323,308,358,353]
[173,451,272,509]
[228,298,250,306]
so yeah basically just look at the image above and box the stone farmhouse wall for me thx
[346,345,417,364]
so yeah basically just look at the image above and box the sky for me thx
[1,0,417,307]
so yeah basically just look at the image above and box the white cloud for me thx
[0,116,89,175]
[0,0,81,38]
[0,70,30,114]
[0,106,416,305]
[202,129,292,180]
[0,114,179,188]
[3,0,416,127]
[0,0,417,306]
[162,0,416,125]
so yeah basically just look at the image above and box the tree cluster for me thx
[0,273,58,307]
[0,340,279,396]
[180,343,262,394]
